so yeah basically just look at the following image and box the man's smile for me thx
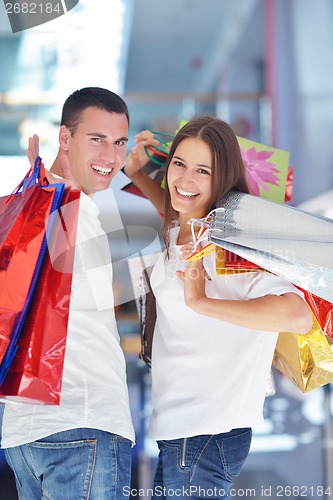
[91,164,113,175]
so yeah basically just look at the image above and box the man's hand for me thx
[26,134,40,168]
[26,133,77,189]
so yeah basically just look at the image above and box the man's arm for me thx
[26,134,77,189]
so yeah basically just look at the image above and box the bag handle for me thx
[6,157,48,205]
[23,157,48,190]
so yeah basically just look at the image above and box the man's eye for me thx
[115,140,126,146]
[92,137,102,142]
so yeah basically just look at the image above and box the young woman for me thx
[146,116,312,499]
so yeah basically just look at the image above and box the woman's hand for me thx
[177,259,207,309]
[178,242,194,261]
[177,243,208,309]
[122,130,166,214]
[124,130,160,179]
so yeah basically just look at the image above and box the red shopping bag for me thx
[0,159,66,365]
[0,187,80,404]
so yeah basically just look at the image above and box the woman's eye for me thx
[199,168,210,175]
[174,160,184,167]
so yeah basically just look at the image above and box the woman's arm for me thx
[177,250,313,334]
[123,130,166,214]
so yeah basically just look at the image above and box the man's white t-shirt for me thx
[1,193,135,448]
[149,227,304,440]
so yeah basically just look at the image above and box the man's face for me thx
[59,106,128,195]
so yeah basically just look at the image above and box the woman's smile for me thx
[168,137,213,220]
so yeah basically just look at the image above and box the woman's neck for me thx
[177,218,198,245]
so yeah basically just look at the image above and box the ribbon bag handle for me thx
[6,157,48,205]
[23,157,48,190]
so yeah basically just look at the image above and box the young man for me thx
[1,87,135,499]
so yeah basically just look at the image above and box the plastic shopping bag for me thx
[273,317,333,393]
[0,186,80,404]
[0,159,65,365]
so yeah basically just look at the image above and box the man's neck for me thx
[50,153,62,177]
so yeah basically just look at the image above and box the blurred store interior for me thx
[0,0,333,498]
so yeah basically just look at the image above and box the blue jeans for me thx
[152,428,252,499]
[4,428,132,500]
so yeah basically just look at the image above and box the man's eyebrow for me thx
[87,133,129,143]
[87,133,107,138]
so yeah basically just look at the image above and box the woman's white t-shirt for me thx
[149,226,304,440]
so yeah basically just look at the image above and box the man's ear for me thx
[59,125,71,151]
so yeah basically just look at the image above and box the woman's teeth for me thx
[176,187,198,198]
[92,165,112,175]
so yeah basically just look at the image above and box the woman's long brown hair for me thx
[163,116,250,256]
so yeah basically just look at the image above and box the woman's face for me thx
[167,137,213,221]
